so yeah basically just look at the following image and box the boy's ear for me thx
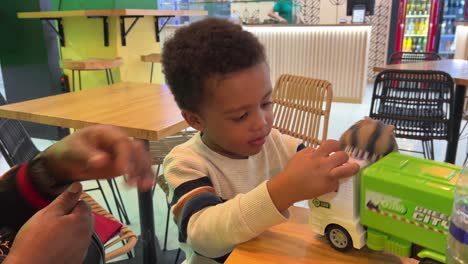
[182,110,204,131]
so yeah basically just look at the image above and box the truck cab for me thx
[309,170,367,251]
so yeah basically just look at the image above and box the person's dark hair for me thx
[162,17,266,113]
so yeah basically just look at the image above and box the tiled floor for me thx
[1,82,467,263]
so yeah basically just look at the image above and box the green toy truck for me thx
[309,152,460,263]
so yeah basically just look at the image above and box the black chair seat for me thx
[389,52,442,64]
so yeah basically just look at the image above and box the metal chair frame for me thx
[369,69,454,160]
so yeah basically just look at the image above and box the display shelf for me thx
[18,9,207,45]
[406,14,430,18]
[405,34,428,37]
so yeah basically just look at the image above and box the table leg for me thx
[445,84,466,164]
[139,139,158,264]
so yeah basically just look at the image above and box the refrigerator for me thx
[388,0,466,59]
[438,0,466,57]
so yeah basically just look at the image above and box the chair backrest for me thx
[369,70,454,141]
[389,52,442,64]
[0,94,40,167]
[272,74,333,148]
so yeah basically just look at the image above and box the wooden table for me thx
[374,59,468,164]
[0,82,187,264]
[227,206,417,264]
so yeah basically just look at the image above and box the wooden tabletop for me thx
[226,206,417,264]
[0,82,187,141]
[455,21,468,26]
[373,59,468,86]
[17,9,208,19]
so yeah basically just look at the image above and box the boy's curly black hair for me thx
[162,17,266,113]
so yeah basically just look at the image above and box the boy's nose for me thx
[251,111,268,131]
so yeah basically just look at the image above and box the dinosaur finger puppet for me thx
[339,117,398,163]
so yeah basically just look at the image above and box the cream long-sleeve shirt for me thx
[163,128,303,264]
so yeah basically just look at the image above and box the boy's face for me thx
[184,62,273,159]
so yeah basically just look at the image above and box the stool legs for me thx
[105,69,115,85]
[109,69,114,84]
[70,69,115,92]
[107,179,131,225]
[70,70,83,91]
[150,62,154,84]
[105,69,110,84]
[71,70,75,92]
[78,70,82,91]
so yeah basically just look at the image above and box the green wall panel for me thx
[1,1,49,65]
[54,0,114,10]
[0,0,67,140]
[54,0,158,10]
[114,0,158,9]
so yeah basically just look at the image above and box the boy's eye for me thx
[233,113,248,122]
[262,101,273,108]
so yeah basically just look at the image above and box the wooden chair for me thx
[80,192,137,261]
[369,70,454,160]
[63,57,124,91]
[141,53,161,83]
[272,74,333,148]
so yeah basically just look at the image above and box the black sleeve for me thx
[0,165,39,232]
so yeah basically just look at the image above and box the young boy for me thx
[162,17,359,263]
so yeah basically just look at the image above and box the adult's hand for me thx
[40,125,154,191]
[4,183,92,264]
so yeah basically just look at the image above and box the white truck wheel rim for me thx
[330,229,348,248]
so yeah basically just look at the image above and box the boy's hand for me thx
[40,125,154,191]
[267,140,359,212]
[5,183,93,264]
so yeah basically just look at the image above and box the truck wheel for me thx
[325,224,353,251]
[419,259,442,264]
